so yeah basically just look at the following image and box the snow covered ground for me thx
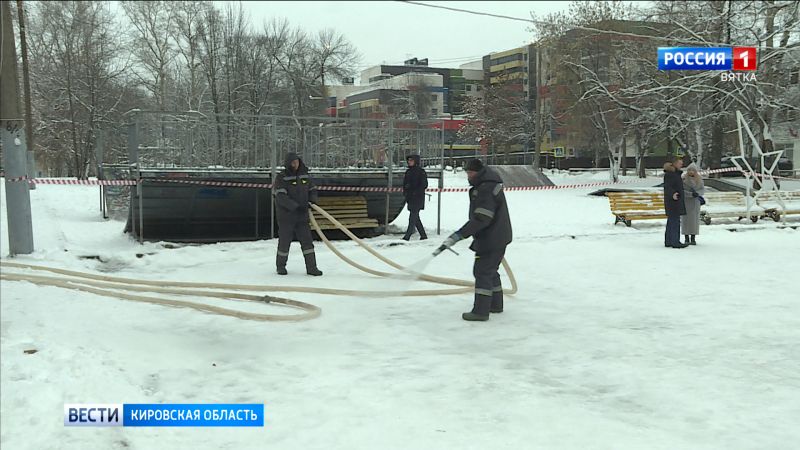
[2,173,799,450]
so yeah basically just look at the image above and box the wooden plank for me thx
[316,217,377,224]
[318,197,368,204]
[312,208,368,213]
[622,214,666,220]
[317,200,368,206]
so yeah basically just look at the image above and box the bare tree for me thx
[174,0,208,111]
[121,0,179,111]
[15,0,34,164]
[459,80,535,164]
[28,1,131,177]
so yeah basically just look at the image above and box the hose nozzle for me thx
[433,245,459,257]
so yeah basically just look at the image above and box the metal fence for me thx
[111,110,446,171]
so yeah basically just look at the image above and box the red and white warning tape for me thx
[2,167,778,193]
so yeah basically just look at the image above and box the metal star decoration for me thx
[733,111,786,221]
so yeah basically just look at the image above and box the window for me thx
[791,69,799,85]
[431,108,438,115]
[466,84,472,92]
[431,94,438,101]
[477,85,482,92]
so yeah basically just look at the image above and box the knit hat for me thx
[465,158,484,172]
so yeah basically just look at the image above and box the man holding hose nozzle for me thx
[436,159,513,321]
[273,152,323,277]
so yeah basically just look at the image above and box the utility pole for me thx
[1,0,35,255]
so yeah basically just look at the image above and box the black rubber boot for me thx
[491,287,503,313]
[464,295,491,321]
[462,312,489,321]
[690,235,697,245]
[304,251,323,276]
[277,253,288,275]
[684,234,691,245]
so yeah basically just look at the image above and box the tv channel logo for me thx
[64,403,265,427]
[658,47,757,71]
[64,404,123,427]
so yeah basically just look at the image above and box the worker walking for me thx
[273,152,323,276]
[438,159,512,321]
[402,154,428,241]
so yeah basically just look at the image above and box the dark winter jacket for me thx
[663,162,687,216]
[274,152,318,222]
[457,167,513,254]
[403,155,428,211]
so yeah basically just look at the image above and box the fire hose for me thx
[0,205,517,322]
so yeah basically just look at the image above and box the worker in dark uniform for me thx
[273,152,323,276]
[402,154,428,241]
[438,159,512,321]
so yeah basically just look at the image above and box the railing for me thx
[112,110,446,172]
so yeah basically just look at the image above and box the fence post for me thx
[270,116,277,239]
[385,120,394,231]
[438,119,444,235]
[126,116,141,241]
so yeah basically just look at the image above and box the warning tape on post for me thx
[0,167,769,193]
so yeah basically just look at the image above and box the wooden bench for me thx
[700,192,765,225]
[311,196,379,230]
[756,190,800,221]
[607,191,666,226]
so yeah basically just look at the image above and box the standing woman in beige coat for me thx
[681,163,705,245]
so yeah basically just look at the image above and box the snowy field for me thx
[2,173,799,450]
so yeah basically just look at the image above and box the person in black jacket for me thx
[402,154,428,241]
[438,159,513,321]
[663,155,688,249]
[273,152,323,276]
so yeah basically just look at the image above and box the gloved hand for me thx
[692,191,699,198]
[442,232,462,249]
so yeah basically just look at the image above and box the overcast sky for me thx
[233,1,572,71]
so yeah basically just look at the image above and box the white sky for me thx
[230,1,573,70]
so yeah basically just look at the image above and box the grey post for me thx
[270,116,277,239]
[1,1,34,255]
[126,115,142,242]
[137,180,144,244]
[385,120,394,231]
[96,130,106,215]
[438,120,445,235]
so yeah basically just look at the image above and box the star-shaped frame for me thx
[734,111,787,221]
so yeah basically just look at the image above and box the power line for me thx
[396,0,538,24]
[396,0,772,48]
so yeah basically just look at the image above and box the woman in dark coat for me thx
[402,154,428,241]
[663,155,688,249]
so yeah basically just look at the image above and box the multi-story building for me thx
[482,44,536,101]
[355,58,484,116]
[340,72,445,119]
